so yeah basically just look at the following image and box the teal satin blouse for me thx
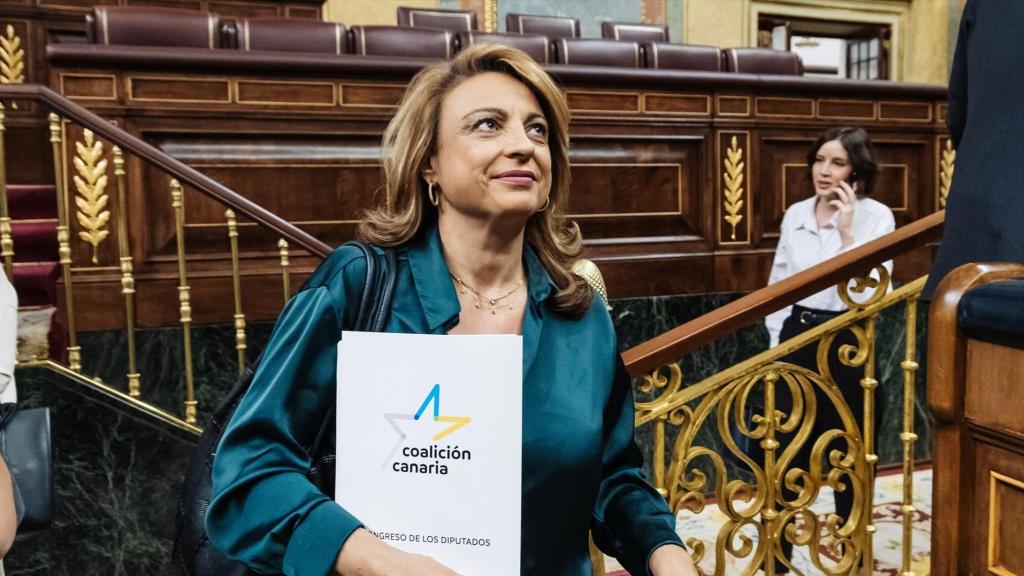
[206,222,681,575]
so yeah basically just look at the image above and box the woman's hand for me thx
[648,543,699,576]
[335,528,461,576]
[829,180,857,248]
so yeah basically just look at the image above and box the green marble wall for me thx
[4,293,930,573]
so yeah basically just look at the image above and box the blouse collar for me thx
[793,196,845,231]
[406,217,557,332]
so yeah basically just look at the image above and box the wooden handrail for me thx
[621,210,945,377]
[0,84,332,258]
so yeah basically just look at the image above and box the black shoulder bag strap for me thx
[172,240,397,576]
[307,241,397,495]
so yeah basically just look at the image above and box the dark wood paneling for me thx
[60,72,118,100]
[340,83,405,108]
[285,5,319,18]
[755,96,814,118]
[4,118,54,184]
[643,94,710,116]
[566,91,640,114]
[879,101,932,122]
[206,0,280,17]
[569,135,704,244]
[38,0,116,9]
[236,80,335,106]
[816,98,875,120]
[716,95,750,116]
[971,441,1024,576]
[129,76,231,103]
[713,250,772,293]
[757,134,813,240]
[32,53,949,329]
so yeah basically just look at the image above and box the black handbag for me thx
[0,404,54,534]
[171,241,397,576]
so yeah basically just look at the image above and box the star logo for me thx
[382,383,472,467]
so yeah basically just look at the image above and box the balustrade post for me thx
[171,179,196,424]
[226,209,247,375]
[49,113,81,371]
[653,417,666,497]
[859,315,879,575]
[899,297,920,575]
[278,238,291,304]
[113,146,141,396]
[762,371,780,576]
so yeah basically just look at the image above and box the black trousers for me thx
[772,306,882,572]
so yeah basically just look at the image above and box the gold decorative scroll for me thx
[0,25,25,85]
[633,275,931,573]
[723,135,744,240]
[939,139,956,209]
[73,129,111,263]
[636,363,685,496]
[663,363,867,574]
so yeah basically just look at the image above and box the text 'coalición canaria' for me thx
[391,445,472,475]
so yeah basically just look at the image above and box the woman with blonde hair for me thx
[207,44,697,576]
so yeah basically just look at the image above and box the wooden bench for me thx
[929,262,1024,576]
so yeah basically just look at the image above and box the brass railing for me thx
[622,212,944,575]
[1,84,330,433]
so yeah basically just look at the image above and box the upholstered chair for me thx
[723,47,804,75]
[600,21,669,42]
[396,6,476,32]
[87,6,221,48]
[349,25,455,59]
[505,13,579,39]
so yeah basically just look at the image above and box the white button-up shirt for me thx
[0,269,16,404]
[764,195,896,347]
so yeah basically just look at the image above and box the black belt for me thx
[791,304,844,326]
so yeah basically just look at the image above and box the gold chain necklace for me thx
[450,273,524,314]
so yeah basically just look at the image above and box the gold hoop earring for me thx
[537,196,550,212]
[428,181,439,206]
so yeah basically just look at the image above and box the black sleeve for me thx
[947,0,973,149]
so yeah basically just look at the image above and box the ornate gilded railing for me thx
[622,213,943,575]
[0,84,331,434]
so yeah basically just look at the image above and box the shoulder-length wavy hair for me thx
[359,44,592,319]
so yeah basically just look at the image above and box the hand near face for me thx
[828,180,857,246]
[649,544,700,576]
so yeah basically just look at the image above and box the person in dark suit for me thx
[923,0,1024,299]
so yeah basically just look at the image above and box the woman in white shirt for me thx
[763,127,894,572]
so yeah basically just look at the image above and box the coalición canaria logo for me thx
[383,383,472,475]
